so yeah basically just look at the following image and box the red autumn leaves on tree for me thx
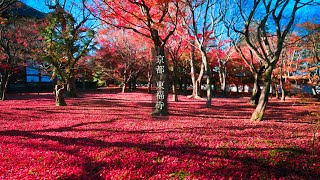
[0,1,320,179]
[0,2,42,100]
[95,28,152,92]
[89,0,180,115]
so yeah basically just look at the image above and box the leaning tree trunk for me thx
[251,65,274,121]
[250,73,261,106]
[55,84,67,106]
[67,76,77,98]
[200,46,212,108]
[0,73,10,101]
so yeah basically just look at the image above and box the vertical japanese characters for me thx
[155,55,165,111]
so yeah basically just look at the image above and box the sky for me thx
[21,0,92,14]
[21,0,97,27]
[21,0,50,13]
[21,0,320,32]
[22,0,319,20]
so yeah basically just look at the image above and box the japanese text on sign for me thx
[155,55,164,110]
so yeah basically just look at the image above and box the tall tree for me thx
[229,0,315,121]
[231,42,263,105]
[166,34,189,101]
[188,39,202,98]
[41,0,95,105]
[183,0,225,107]
[90,0,180,115]
[210,39,235,97]
[95,29,150,93]
[225,16,266,105]
[297,21,320,96]
[273,35,302,101]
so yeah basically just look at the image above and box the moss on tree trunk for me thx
[55,84,67,106]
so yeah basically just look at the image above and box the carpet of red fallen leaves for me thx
[0,89,319,179]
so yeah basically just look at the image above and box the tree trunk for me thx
[129,70,139,92]
[0,73,10,101]
[251,65,274,121]
[67,76,77,98]
[218,60,227,97]
[195,63,204,98]
[179,77,183,91]
[55,84,67,106]
[128,79,132,91]
[82,80,86,90]
[200,47,212,108]
[189,41,199,98]
[279,64,286,101]
[311,86,318,96]
[270,83,274,99]
[172,58,178,102]
[53,76,58,90]
[152,44,169,116]
[132,76,137,91]
[38,71,42,95]
[250,73,261,106]
[183,78,188,95]
[211,76,217,97]
[275,84,279,99]
[242,82,245,92]
[147,72,152,94]
[122,74,127,93]
[172,83,178,102]
[281,86,286,101]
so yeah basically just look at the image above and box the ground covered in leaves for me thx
[0,89,319,179]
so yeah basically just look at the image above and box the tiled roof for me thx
[2,2,46,19]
